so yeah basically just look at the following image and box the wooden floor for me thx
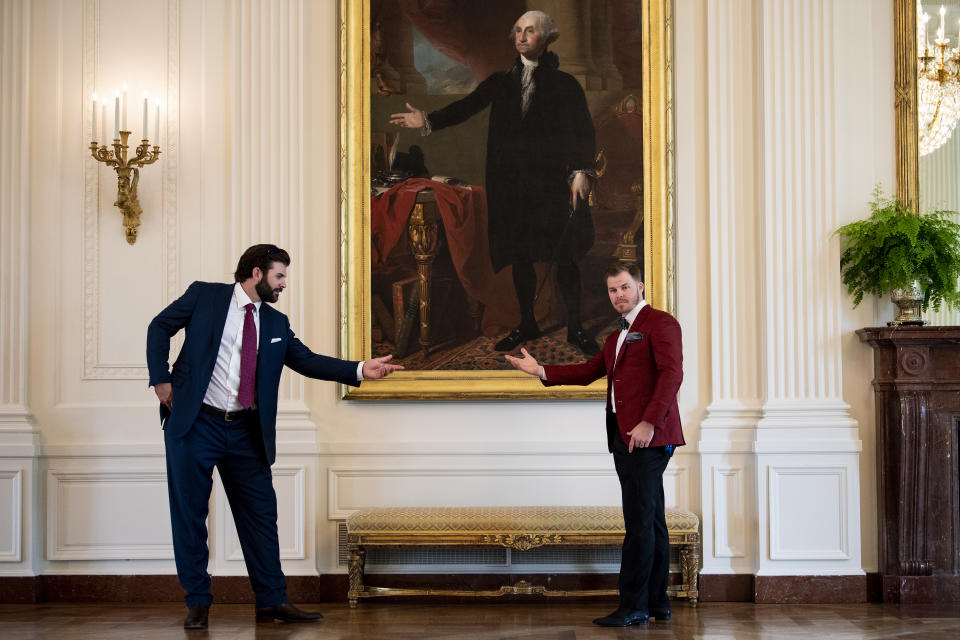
[1,601,959,639]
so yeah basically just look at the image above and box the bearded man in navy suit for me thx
[147,244,401,629]
[506,261,684,627]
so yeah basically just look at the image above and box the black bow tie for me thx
[617,316,630,332]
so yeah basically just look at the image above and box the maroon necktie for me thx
[237,302,257,409]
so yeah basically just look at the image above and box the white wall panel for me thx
[328,468,624,520]
[663,463,690,510]
[0,470,23,562]
[47,470,173,560]
[768,466,847,560]
[81,0,180,381]
[712,466,745,559]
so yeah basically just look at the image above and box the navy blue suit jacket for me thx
[146,281,360,464]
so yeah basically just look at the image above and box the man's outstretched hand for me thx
[389,103,425,129]
[504,347,543,378]
[362,355,404,379]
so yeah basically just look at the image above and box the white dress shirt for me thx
[202,284,367,411]
[203,283,261,411]
[520,54,538,116]
[610,300,646,412]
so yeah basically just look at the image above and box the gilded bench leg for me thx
[680,542,700,606]
[348,545,366,608]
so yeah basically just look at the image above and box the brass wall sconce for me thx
[89,88,161,244]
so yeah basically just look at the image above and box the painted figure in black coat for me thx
[391,10,600,355]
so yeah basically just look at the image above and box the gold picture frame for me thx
[894,0,918,210]
[339,0,676,399]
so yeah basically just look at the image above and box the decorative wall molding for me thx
[327,467,642,520]
[712,467,745,558]
[81,0,181,380]
[47,471,174,560]
[0,471,23,562]
[768,466,848,560]
[663,464,690,510]
[38,440,670,457]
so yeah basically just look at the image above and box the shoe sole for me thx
[592,618,649,627]
[255,615,323,623]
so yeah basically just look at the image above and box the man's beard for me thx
[255,279,280,303]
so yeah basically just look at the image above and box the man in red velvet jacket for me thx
[506,261,684,627]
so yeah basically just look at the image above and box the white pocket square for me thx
[270,337,281,343]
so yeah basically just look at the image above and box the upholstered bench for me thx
[346,505,700,607]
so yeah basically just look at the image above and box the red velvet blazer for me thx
[542,304,684,448]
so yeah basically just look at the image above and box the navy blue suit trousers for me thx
[164,409,286,608]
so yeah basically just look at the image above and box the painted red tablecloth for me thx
[371,178,559,335]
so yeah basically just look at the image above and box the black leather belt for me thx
[200,403,255,422]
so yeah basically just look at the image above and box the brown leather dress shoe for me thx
[255,602,323,623]
[183,605,209,629]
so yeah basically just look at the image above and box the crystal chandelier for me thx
[918,2,960,156]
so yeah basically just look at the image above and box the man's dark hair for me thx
[605,260,642,282]
[234,244,290,282]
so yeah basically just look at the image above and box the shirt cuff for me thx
[568,169,597,183]
[539,366,546,381]
[357,361,365,382]
[421,112,432,136]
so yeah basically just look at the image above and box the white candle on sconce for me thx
[91,92,97,142]
[154,104,159,144]
[122,83,128,131]
[939,5,946,41]
[101,102,106,146]
[143,91,148,140]
[114,89,120,140]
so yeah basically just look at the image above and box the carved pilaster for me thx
[0,0,36,431]
[229,0,314,432]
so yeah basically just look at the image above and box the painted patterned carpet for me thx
[373,317,619,370]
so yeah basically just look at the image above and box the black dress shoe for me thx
[255,602,323,623]
[567,328,600,356]
[650,607,671,620]
[592,606,649,627]
[183,605,209,630]
[494,325,541,351]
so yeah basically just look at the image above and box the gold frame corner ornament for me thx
[338,0,677,400]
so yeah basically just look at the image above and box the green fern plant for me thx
[836,186,960,312]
